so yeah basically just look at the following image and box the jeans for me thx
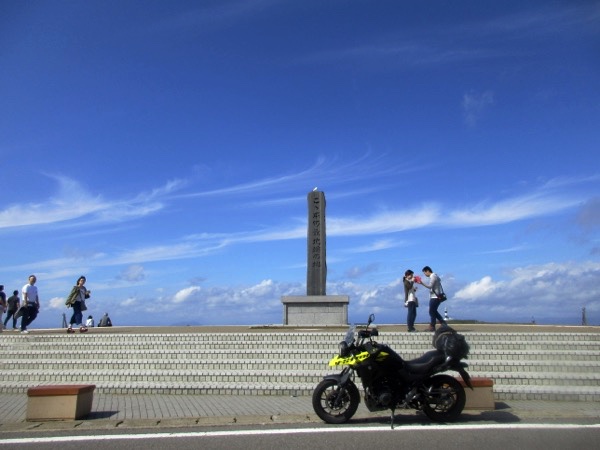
[406,302,417,330]
[3,309,18,329]
[69,302,83,327]
[429,298,446,328]
[20,305,38,331]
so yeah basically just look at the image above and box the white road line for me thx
[1,423,599,445]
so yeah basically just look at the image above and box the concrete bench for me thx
[457,377,495,410]
[27,384,96,421]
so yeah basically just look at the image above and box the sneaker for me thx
[67,327,75,334]
[425,326,435,332]
[79,326,88,333]
[408,328,417,332]
[20,330,29,334]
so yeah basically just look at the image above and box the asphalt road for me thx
[1,423,599,449]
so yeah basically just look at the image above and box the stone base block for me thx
[281,295,349,325]
[457,377,495,410]
[27,384,96,421]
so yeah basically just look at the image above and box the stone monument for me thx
[307,190,327,296]
[281,190,349,325]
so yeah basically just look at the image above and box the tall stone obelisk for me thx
[280,189,349,325]
[307,190,327,296]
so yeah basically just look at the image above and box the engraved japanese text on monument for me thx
[307,190,327,296]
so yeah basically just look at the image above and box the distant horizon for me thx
[27,310,595,329]
[12,318,600,331]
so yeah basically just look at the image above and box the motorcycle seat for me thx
[404,350,446,374]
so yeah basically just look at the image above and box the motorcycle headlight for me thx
[339,341,350,357]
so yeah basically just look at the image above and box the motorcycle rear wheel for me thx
[421,375,466,422]
[312,379,360,424]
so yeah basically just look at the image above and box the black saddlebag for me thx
[432,326,470,360]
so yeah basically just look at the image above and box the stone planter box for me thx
[457,377,495,410]
[27,384,96,421]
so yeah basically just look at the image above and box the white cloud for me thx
[238,279,274,297]
[32,259,600,327]
[454,276,500,301]
[122,296,137,307]
[48,296,67,310]
[173,286,201,304]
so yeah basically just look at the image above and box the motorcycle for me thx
[312,314,472,428]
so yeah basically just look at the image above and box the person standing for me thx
[65,276,91,333]
[416,266,446,332]
[0,285,6,332]
[403,270,418,332]
[3,290,20,330]
[21,275,40,334]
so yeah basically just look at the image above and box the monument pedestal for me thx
[281,295,349,325]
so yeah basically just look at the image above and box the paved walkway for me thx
[1,393,599,433]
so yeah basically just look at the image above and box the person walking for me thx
[416,266,446,332]
[20,275,40,334]
[403,270,418,332]
[3,290,20,330]
[65,276,91,333]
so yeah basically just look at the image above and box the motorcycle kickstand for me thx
[390,408,395,429]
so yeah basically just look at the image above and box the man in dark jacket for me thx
[4,290,20,330]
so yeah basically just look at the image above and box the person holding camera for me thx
[416,266,447,332]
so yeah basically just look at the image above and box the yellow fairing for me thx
[328,350,389,367]
[376,351,389,362]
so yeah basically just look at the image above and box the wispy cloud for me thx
[3,165,595,272]
[479,3,600,38]
[294,42,494,69]
[0,175,184,230]
[0,176,109,229]
[448,192,578,227]
[347,239,404,254]
[117,265,146,283]
[149,0,282,35]
[577,198,600,231]
[462,90,494,126]
[0,155,410,232]
[177,153,411,200]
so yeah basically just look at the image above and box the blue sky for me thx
[1,0,599,328]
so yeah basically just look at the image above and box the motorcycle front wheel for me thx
[312,378,360,424]
[421,374,466,422]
